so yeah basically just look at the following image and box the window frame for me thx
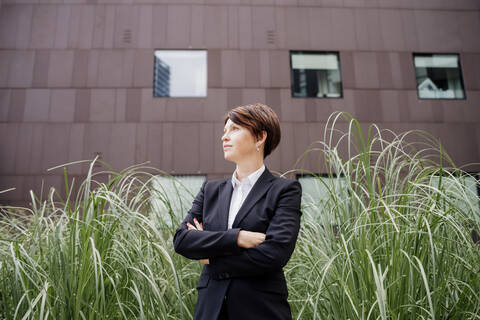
[412,52,467,101]
[153,49,208,98]
[289,50,344,99]
[150,173,207,227]
[295,172,350,234]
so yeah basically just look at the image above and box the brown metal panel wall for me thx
[0,0,479,206]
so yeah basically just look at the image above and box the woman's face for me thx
[222,118,258,163]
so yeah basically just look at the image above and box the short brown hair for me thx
[224,103,281,159]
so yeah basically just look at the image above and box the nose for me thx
[221,132,229,142]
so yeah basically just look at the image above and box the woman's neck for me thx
[235,161,264,181]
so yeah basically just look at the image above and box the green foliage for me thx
[0,161,201,320]
[1,111,479,319]
[288,112,480,319]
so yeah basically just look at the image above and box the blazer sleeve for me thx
[173,180,243,260]
[208,180,302,279]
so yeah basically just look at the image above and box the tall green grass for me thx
[0,111,479,319]
[0,160,201,319]
[288,112,480,319]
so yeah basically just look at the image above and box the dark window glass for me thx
[290,51,342,98]
[153,50,207,97]
[413,53,465,99]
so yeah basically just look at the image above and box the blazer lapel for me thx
[218,179,233,230]
[231,166,275,228]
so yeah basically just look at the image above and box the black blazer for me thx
[173,166,302,320]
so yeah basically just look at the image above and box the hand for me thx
[187,218,209,264]
[187,217,204,231]
[237,230,266,249]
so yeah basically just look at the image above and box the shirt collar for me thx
[231,164,265,189]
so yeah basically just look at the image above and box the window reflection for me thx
[428,173,479,222]
[297,174,348,225]
[150,175,207,227]
[290,51,343,98]
[413,53,465,99]
[153,50,207,97]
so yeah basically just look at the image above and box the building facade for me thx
[0,0,479,206]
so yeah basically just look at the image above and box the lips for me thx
[223,145,232,149]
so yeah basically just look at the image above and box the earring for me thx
[256,146,260,152]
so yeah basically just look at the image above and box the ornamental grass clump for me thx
[0,160,201,319]
[287,112,480,319]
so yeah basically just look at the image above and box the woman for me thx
[173,103,302,320]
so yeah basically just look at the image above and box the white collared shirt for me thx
[227,164,266,229]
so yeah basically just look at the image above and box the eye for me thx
[223,125,239,135]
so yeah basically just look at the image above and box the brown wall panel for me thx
[0,1,479,205]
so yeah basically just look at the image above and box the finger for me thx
[187,222,196,230]
[198,222,204,231]
[193,218,202,230]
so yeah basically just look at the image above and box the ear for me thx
[256,130,267,145]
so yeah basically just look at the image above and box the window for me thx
[150,174,206,227]
[290,51,343,98]
[297,173,349,225]
[413,53,465,99]
[153,50,207,97]
[428,172,479,221]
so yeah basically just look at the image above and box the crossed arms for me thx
[172,179,302,278]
